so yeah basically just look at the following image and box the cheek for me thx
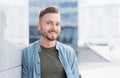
[58,28,61,32]
[41,24,48,30]
[57,29,61,34]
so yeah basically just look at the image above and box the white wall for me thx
[0,0,29,78]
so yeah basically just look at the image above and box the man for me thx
[22,6,81,78]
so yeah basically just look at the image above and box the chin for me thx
[49,37,58,41]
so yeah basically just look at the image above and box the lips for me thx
[48,30,57,34]
[50,32,56,34]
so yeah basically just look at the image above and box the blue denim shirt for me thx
[22,40,81,78]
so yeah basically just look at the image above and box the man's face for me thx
[38,13,61,41]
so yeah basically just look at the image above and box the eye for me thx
[47,21,52,25]
[56,22,60,26]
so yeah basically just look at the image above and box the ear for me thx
[37,22,41,31]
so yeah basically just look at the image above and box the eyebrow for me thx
[47,20,60,23]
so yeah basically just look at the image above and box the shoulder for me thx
[22,40,39,56]
[57,42,78,65]
[57,41,75,55]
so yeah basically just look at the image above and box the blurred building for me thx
[78,0,120,46]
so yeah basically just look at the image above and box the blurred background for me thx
[0,0,120,78]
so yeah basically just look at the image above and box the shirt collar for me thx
[36,40,60,53]
[35,40,41,53]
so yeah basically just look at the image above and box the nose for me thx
[51,23,57,30]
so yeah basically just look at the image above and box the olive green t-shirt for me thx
[39,45,67,78]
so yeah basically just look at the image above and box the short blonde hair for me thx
[39,6,59,20]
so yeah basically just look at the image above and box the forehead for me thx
[41,13,60,22]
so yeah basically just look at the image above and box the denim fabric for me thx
[22,40,81,78]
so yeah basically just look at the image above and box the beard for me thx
[40,27,60,41]
[42,31,59,41]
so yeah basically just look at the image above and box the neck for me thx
[40,36,56,48]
